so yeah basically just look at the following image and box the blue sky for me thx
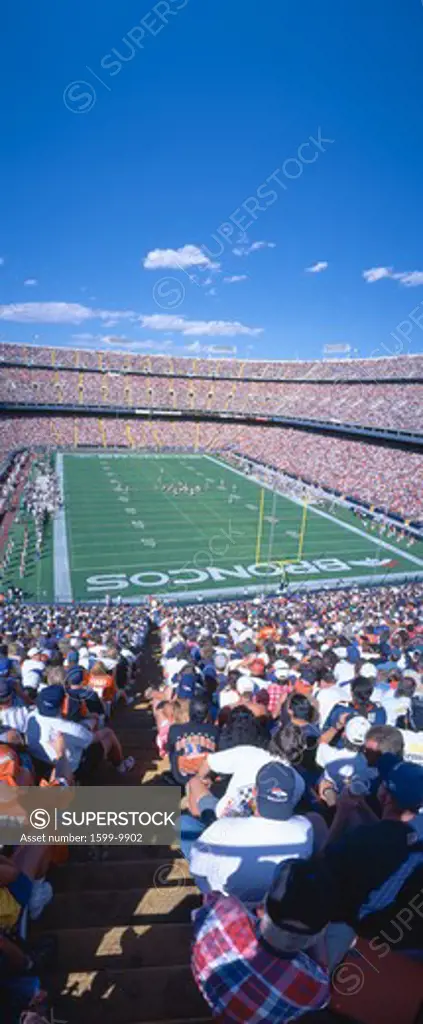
[1,0,423,362]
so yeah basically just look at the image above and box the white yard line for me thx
[204,455,423,570]
[53,453,72,602]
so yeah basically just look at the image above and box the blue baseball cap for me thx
[67,649,79,665]
[66,667,84,687]
[256,762,305,821]
[379,754,423,812]
[36,684,65,717]
[177,672,197,700]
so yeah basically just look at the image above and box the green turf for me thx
[5,451,422,602]
[59,453,423,601]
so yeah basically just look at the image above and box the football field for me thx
[52,452,423,601]
[6,452,423,602]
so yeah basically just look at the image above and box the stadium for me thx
[1,343,422,604]
[1,341,423,1024]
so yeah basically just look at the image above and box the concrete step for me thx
[41,886,200,928]
[47,922,193,970]
[47,964,208,1023]
[53,859,192,892]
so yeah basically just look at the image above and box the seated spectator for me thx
[188,762,312,904]
[26,685,134,779]
[191,860,330,1022]
[166,696,218,786]
[317,716,376,806]
[321,675,386,744]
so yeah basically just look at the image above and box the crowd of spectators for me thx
[0,417,422,521]
[1,365,422,433]
[150,582,423,1020]
[0,599,148,1023]
[1,343,422,381]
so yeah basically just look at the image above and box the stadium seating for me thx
[0,416,422,520]
[1,347,422,434]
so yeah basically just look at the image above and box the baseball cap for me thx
[260,857,329,953]
[177,672,198,700]
[66,667,84,687]
[214,652,228,670]
[361,662,378,680]
[272,660,290,680]
[66,649,79,665]
[378,754,423,813]
[256,762,305,821]
[28,647,41,659]
[36,684,65,717]
[236,675,255,696]
[344,715,370,747]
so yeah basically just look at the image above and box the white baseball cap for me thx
[344,715,370,747]
[236,675,255,696]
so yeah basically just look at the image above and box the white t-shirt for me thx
[334,661,355,685]
[0,703,30,734]
[314,685,346,726]
[21,658,45,687]
[189,813,313,905]
[378,692,410,727]
[26,711,93,771]
[207,745,306,818]
[400,730,423,767]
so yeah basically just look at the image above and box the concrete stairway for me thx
[35,633,360,1024]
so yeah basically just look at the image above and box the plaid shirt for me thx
[191,894,329,1022]
[264,683,287,717]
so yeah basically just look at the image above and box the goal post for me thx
[254,486,309,567]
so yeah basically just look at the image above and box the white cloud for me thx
[139,314,262,337]
[206,287,217,296]
[305,261,328,274]
[393,270,423,287]
[223,275,247,284]
[23,278,38,287]
[362,267,393,283]
[143,244,219,271]
[0,302,262,338]
[233,240,276,257]
[0,303,136,324]
[362,266,423,287]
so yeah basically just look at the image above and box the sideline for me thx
[204,454,423,569]
[53,453,72,602]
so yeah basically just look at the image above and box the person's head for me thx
[65,666,85,688]
[260,856,329,954]
[377,755,423,822]
[36,684,66,719]
[236,675,255,699]
[218,705,268,751]
[285,692,316,725]
[46,665,66,687]
[318,669,336,689]
[351,676,374,709]
[364,725,404,767]
[397,676,417,699]
[343,715,370,752]
[268,723,306,767]
[189,696,210,724]
[254,761,305,821]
